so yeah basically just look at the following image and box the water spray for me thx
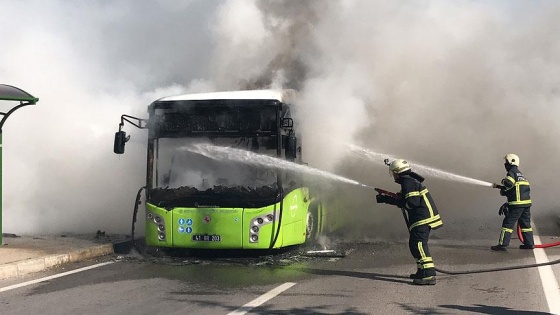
[348,144,493,187]
[182,143,376,191]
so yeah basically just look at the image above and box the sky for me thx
[1,0,559,238]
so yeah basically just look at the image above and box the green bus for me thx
[114,89,337,250]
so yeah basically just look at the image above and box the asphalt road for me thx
[0,214,559,315]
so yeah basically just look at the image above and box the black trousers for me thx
[498,206,534,247]
[409,225,436,276]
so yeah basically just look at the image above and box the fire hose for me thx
[517,224,560,249]
[375,187,560,275]
[436,222,560,275]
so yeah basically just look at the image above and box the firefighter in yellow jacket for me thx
[491,154,534,251]
[376,159,443,285]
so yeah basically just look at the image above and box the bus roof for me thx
[156,89,296,103]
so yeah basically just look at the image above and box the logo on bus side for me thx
[203,216,211,224]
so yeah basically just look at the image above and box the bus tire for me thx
[305,203,320,244]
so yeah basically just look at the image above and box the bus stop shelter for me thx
[0,84,39,245]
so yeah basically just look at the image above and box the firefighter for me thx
[376,159,443,285]
[491,154,534,251]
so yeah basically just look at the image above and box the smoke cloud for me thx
[0,0,219,234]
[1,0,559,240]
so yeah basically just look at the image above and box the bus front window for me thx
[150,137,279,207]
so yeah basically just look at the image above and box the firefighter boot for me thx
[519,244,535,249]
[409,269,422,279]
[412,268,436,285]
[412,276,436,285]
[491,245,507,251]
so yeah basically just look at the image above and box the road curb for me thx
[0,243,114,280]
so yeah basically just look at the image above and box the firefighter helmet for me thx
[504,154,520,166]
[389,159,411,174]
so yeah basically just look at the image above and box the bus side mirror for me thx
[114,131,129,154]
[285,134,297,161]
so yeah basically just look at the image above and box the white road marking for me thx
[532,225,560,314]
[227,282,296,315]
[0,261,115,293]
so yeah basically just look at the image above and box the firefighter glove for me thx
[376,194,395,205]
[498,203,509,216]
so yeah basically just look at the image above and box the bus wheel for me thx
[305,206,319,243]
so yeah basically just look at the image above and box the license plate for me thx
[192,234,221,242]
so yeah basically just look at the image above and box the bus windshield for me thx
[150,137,280,207]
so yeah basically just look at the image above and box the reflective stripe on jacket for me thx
[500,166,531,206]
[399,174,443,231]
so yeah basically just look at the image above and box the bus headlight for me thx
[158,224,165,232]
[249,213,274,243]
[158,232,166,241]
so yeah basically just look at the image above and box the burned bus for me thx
[114,89,332,250]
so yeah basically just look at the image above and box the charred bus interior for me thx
[146,99,298,208]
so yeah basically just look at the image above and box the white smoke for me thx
[0,0,219,234]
